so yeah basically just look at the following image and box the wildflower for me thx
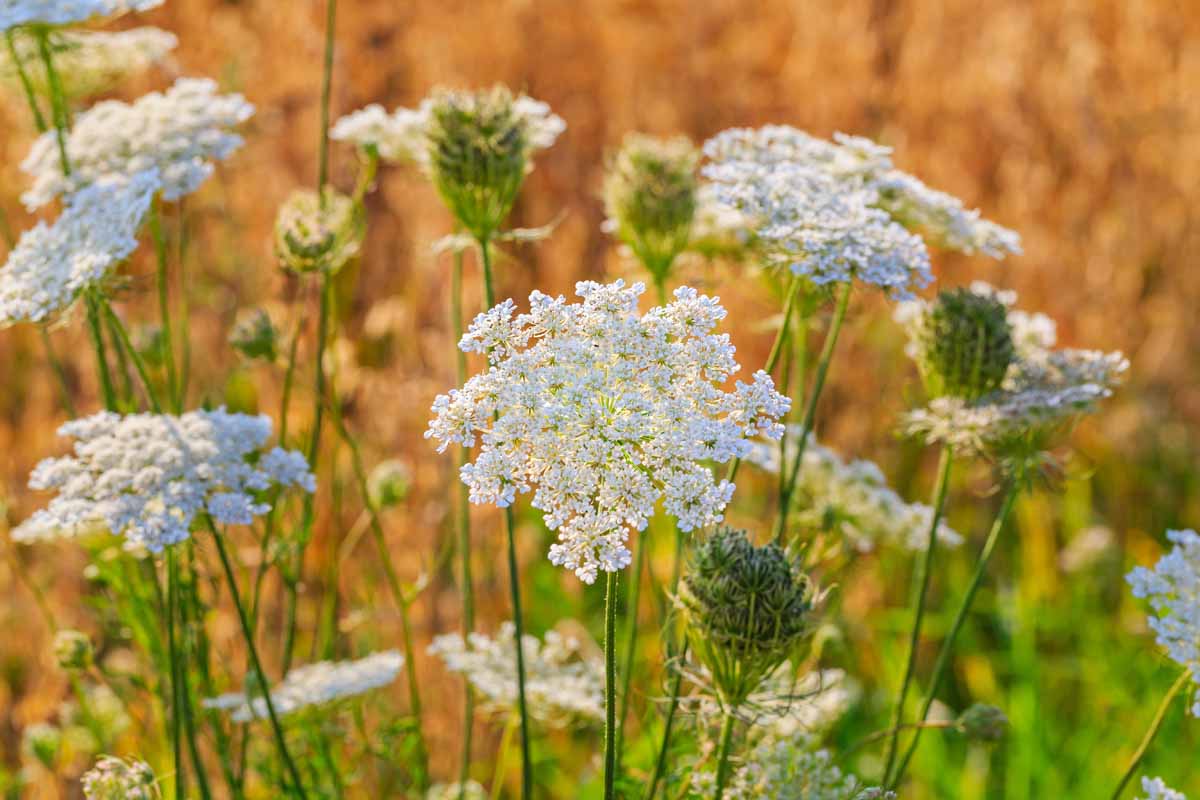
[424,280,789,583]
[692,737,894,800]
[367,458,411,509]
[21,77,254,209]
[228,308,279,362]
[1138,777,1187,800]
[698,663,853,738]
[954,703,1008,742]
[680,527,817,708]
[426,782,487,800]
[1127,529,1200,718]
[80,756,159,800]
[603,133,698,281]
[897,283,1127,459]
[0,169,158,326]
[428,623,604,727]
[0,0,162,31]
[911,287,1016,401]
[687,182,756,260]
[18,408,314,553]
[0,27,176,98]
[204,650,403,723]
[52,629,93,671]
[60,684,130,751]
[21,723,60,769]
[273,187,363,274]
[746,431,962,552]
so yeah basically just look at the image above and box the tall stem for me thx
[881,446,954,784]
[616,531,646,767]
[316,0,337,203]
[603,570,620,800]
[889,479,1021,787]
[712,711,737,800]
[1109,669,1191,800]
[148,202,179,411]
[101,300,163,414]
[6,30,47,132]
[644,640,689,800]
[773,281,852,542]
[84,294,118,412]
[35,29,70,177]
[39,327,76,417]
[207,518,309,799]
[166,551,186,800]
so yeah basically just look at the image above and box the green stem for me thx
[172,553,213,800]
[100,300,163,413]
[616,531,646,769]
[604,569,620,800]
[166,551,186,800]
[644,640,689,800]
[39,327,76,417]
[1109,669,1192,800]
[148,202,179,412]
[176,201,192,406]
[207,517,309,800]
[773,281,852,542]
[34,28,70,177]
[316,0,337,202]
[712,711,737,800]
[888,479,1021,788]
[6,30,47,132]
[881,446,954,784]
[84,294,118,412]
[489,715,518,800]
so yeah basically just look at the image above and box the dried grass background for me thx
[1,0,1199,797]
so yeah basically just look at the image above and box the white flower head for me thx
[21,77,254,209]
[746,430,962,552]
[1127,529,1200,718]
[1,0,162,31]
[691,736,893,800]
[425,280,790,583]
[204,651,403,723]
[428,622,604,727]
[81,755,160,800]
[0,169,158,326]
[0,27,176,98]
[697,662,854,740]
[19,408,315,553]
[897,282,1127,457]
[1138,777,1187,800]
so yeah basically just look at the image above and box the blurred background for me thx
[1,0,1198,797]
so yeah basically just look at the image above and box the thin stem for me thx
[616,533,645,769]
[176,200,192,406]
[39,327,76,417]
[6,30,47,131]
[207,517,309,800]
[644,640,689,800]
[889,479,1022,787]
[504,506,533,800]
[712,711,737,800]
[101,300,163,413]
[148,202,179,412]
[173,554,213,800]
[881,446,954,784]
[166,552,186,800]
[489,715,518,800]
[34,28,70,176]
[773,281,852,542]
[1109,669,1192,800]
[316,0,337,203]
[603,569,620,800]
[84,294,118,411]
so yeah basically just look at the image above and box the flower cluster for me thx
[21,77,254,208]
[81,756,159,800]
[688,182,756,260]
[0,0,161,31]
[425,280,789,582]
[428,623,604,727]
[426,782,487,800]
[273,187,363,274]
[16,408,315,552]
[0,27,176,98]
[1138,777,1187,800]
[897,283,1127,457]
[204,651,403,723]
[697,663,853,739]
[746,431,962,552]
[692,738,893,800]
[1127,529,1200,718]
[0,169,158,325]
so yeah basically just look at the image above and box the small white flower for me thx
[1,0,162,31]
[425,280,790,583]
[1127,529,1200,718]
[18,408,314,553]
[0,27,176,98]
[204,651,403,723]
[0,169,158,325]
[1138,777,1188,800]
[691,736,893,799]
[428,623,604,727]
[21,77,253,208]
[81,755,159,800]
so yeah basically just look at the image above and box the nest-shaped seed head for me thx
[274,188,363,275]
[915,287,1015,401]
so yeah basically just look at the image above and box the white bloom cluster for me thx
[0,169,158,325]
[81,756,159,800]
[21,77,253,208]
[0,27,177,98]
[687,182,755,257]
[0,0,161,31]
[897,283,1127,455]
[1138,777,1187,800]
[16,408,314,552]
[692,737,893,800]
[204,651,403,723]
[330,91,564,166]
[426,782,486,800]
[425,280,790,582]
[699,663,853,738]
[428,623,604,727]
[745,430,961,552]
[1127,529,1200,718]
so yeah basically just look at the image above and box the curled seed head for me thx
[915,287,1015,400]
[274,188,363,275]
[53,629,94,671]
[955,702,1009,742]
[228,308,279,362]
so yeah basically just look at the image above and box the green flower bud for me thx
[368,459,411,509]
[679,527,817,707]
[274,188,363,275]
[426,86,529,241]
[603,134,698,282]
[22,723,60,769]
[132,325,167,370]
[53,629,93,671]
[955,702,1008,742]
[915,287,1015,400]
[228,308,279,362]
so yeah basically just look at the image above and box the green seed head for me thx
[955,703,1009,742]
[426,86,530,241]
[916,287,1015,400]
[603,134,698,281]
[679,527,816,706]
[274,188,363,275]
[22,723,60,769]
[228,308,279,362]
[368,459,411,509]
[52,629,93,671]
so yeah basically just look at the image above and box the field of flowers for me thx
[0,1,1198,798]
